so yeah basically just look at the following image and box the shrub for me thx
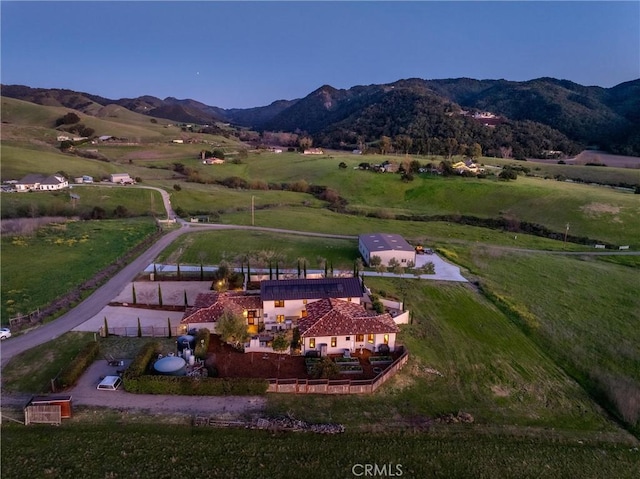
[123,375,268,395]
[57,341,100,389]
[193,328,211,359]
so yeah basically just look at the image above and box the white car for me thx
[0,328,11,340]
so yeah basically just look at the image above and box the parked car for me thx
[0,328,12,340]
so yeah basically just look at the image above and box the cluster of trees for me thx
[55,111,95,138]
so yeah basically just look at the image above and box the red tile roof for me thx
[181,292,261,324]
[298,298,399,337]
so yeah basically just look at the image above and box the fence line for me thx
[100,326,180,338]
[267,348,409,394]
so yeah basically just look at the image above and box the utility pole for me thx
[251,196,255,226]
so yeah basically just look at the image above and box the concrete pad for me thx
[112,281,213,306]
[72,305,185,332]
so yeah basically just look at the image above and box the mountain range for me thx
[2,77,639,157]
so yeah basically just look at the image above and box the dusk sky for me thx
[2,1,639,109]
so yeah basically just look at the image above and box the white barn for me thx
[358,233,415,267]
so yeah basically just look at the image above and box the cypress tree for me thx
[200,263,204,281]
[132,283,137,304]
[103,317,109,337]
[177,263,181,280]
[158,284,163,306]
[137,317,142,337]
[167,317,172,338]
[184,290,188,308]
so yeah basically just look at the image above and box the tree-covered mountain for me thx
[2,76,638,157]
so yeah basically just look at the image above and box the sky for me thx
[1,1,639,109]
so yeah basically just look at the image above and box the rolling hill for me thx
[2,76,639,157]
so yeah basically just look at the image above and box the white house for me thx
[358,233,415,267]
[260,277,363,332]
[15,174,68,192]
[298,298,399,355]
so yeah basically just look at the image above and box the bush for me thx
[193,328,211,359]
[57,341,100,389]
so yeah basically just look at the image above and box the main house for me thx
[358,233,415,267]
[180,277,405,354]
[15,173,68,192]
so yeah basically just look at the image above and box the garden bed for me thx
[368,356,394,364]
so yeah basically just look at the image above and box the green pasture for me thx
[1,424,639,479]
[1,187,164,219]
[0,218,157,323]
[156,230,360,269]
[267,280,614,432]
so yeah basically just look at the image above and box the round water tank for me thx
[188,355,195,366]
[153,356,187,376]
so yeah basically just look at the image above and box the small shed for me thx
[24,395,73,425]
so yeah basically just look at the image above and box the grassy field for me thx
[1,424,638,479]
[1,186,164,219]
[0,218,157,323]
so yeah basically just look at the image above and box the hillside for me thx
[2,77,639,157]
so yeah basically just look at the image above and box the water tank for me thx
[176,335,196,352]
[153,356,187,376]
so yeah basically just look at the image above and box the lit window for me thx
[368,333,374,344]
[331,337,337,347]
[309,338,316,348]
[384,334,389,345]
[274,300,285,308]
[276,315,285,323]
[301,310,307,317]
[356,334,364,342]
[302,299,307,305]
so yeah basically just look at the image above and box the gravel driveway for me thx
[67,359,266,416]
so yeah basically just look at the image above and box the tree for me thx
[379,136,391,155]
[216,308,249,351]
[338,161,347,169]
[272,334,290,354]
[131,284,137,305]
[184,290,189,308]
[311,357,341,379]
[470,142,483,159]
[369,255,382,267]
[299,136,313,151]
[137,317,142,338]
[103,317,109,337]
[167,317,172,338]
[55,112,80,126]
[157,284,163,306]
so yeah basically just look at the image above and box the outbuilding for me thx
[358,233,416,267]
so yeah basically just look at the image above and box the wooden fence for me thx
[266,347,409,394]
[25,405,62,425]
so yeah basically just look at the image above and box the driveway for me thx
[65,359,266,416]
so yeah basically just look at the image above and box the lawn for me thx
[0,218,157,323]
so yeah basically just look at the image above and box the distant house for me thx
[303,148,324,155]
[181,292,263,334]
[172,139,184,144]
[358,233,415,267]
[452,160,484,175]
[15,174,68,192]
[260,277,363,332]
[109,173,134,184]
[202,158,224,165]
[298,298,400,355]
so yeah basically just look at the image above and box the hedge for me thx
[124,341,161,379]
[123,375,268,396]
[57,341,100,389]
